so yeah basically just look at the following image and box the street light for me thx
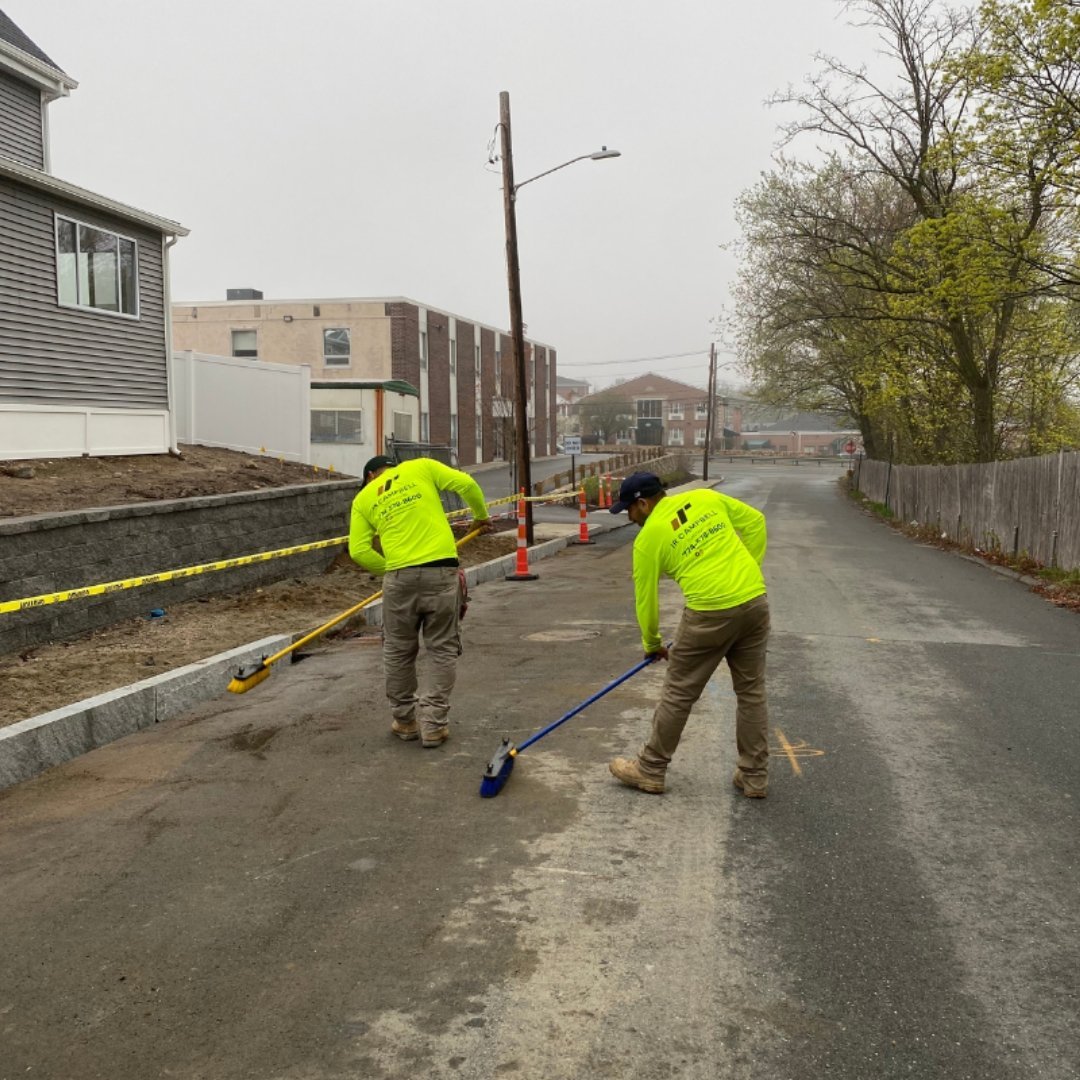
[498,89,620,544]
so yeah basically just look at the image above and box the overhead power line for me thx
[559,349,710,368]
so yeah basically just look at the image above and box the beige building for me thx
[171,291,558,466]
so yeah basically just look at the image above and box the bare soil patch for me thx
[0,532,519,727]
[0,443,352,518]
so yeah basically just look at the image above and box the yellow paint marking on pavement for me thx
[773,728,826,776]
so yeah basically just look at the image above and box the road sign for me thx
[563,436,582,455]
[844,440,857,455]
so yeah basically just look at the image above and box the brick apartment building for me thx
[575,372,744,449]
[172,292,557,465]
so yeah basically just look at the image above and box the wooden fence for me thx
[854,451,1080,571]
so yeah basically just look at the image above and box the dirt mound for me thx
[0,444,353,518]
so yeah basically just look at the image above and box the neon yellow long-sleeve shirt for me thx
[348,458,489,574]
[632,487,767,653]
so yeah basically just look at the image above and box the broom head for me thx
[227,661,271,694]
[479,739,517,798]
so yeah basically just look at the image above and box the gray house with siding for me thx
[0,9,188,461]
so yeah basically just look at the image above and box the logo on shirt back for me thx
[670,502,692,530]
[378,477,395,496]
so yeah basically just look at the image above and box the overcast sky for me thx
[12,0,876,391]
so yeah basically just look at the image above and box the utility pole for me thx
[703,341,717,480]
[499,91,534,544]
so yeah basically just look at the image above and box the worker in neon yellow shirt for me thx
[350,455,491,748]
[606,472,771,797]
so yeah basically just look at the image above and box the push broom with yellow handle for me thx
[227,526,484,694]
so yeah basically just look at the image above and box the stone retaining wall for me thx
[0,480,359,655]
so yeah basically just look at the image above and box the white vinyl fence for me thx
[855,451,1080,571]
[171,351,311,463]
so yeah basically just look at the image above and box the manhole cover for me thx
[523,629,602,642]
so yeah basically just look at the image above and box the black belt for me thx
[411,557,459,568]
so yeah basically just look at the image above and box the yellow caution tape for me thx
[3,487,587,616]
[0,536,349,615]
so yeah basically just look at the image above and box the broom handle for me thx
[517,650,663,754]
[258,526,484,669]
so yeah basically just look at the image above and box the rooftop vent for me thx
[227,288,263,301]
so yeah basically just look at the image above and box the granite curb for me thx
[0,634,292,791]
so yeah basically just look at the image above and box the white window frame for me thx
[450,339,457,374]
[669,428,684,446]
[695,428,707,446]
[323,327,351,368]
[668,402,684,420]
[420,331,429,370]
[311,408,363,444]
[695,402,708,419]
[393,411,413,441]
[54,213,140,319]
[231,329,258,358]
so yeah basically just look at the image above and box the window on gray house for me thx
[323,328,350,367]
[311,409,363,443]
[55,215,138,317]
[231,330,257,357]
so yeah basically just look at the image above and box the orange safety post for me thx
[603,474,612,509]
[505,488,539,581]
[572,486,595,545]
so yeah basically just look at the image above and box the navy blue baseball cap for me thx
[362,455,395,482]
[609,472,666,513]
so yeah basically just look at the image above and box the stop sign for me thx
[844,440,857,455]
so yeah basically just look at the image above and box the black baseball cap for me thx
[362,455,395,482]
[609,472,666,513]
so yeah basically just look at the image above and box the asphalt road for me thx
[1,462,1077,1080]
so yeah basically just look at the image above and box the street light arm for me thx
[513,148,621,195]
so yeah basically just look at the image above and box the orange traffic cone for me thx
[572,487,594,545]
[505,489,538,581]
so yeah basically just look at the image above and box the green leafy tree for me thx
[578,394,634,445]
[732,0,1080,463]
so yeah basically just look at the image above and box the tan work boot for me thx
[733,768,767,799]
[421,725,450,748]
[609,757,665,794]
[391,719,419,741]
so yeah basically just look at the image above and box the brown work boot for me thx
[733,768,767,799]
[391,719,419,741]
[609,757,665,794]
[421,724,450,748]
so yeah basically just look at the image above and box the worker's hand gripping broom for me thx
[479,650,663,798]
[227,527,484,694]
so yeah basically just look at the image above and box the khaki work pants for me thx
[381,566,462,737]
[639,594,770,791]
